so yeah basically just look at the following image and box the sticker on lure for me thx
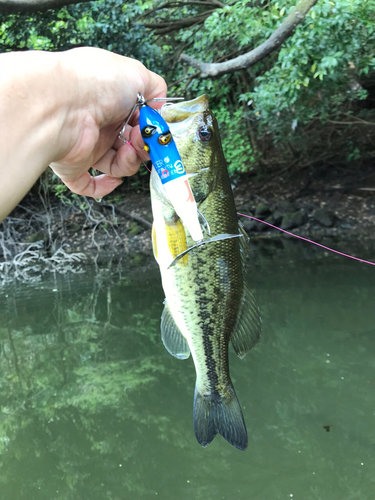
[119,93,203,242]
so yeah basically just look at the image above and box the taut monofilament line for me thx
[238,213,375,267]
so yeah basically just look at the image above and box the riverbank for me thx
[1,164,375,269]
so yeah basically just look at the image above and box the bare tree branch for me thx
[0,0,225,15]
[137,0,225,20]
[143,9,216,35]
[0,0,92,13]
[180,0,318,78]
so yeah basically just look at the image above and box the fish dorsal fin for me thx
[161,304,191,360]
[238,220,250,268]
[231,283,262,358]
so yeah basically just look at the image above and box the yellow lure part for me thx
[165,220,188,266]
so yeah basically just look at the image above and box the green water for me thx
[1,241,375,500]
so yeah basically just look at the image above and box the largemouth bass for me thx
[149,95,261,450]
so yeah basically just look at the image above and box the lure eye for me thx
[142,126,157,138]
[158,132,172,145]
[198,126,212,142]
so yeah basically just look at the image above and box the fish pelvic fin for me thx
[193,385,248,451]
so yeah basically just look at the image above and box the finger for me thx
[93,143,141,178]
[63,172,123,198]
[113,125,150,163]
[128,125,150,161]
[142,70,168,106]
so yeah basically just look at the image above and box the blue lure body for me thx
[139,105,186,185]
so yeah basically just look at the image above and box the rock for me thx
[255,203,271,216]
[237,203,254,215]
[277,201,296,214]
[281,211,305,230]
[313,208,335,227]
[272,211,283,225]
[241,218,257,232]
[256,220,268,232]
[264,215,278,231]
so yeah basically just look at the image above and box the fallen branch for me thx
[327,118,375,126]
[102,202,152,230]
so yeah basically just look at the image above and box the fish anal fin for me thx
[161,304,190,360]
[231,283,262,359]
[193,385,247,450]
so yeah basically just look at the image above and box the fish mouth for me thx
[161,94,210,123]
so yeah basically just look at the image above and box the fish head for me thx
[161,95,224,203]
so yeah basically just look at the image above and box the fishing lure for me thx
[119,93,203,242]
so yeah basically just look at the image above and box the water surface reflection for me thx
[0,242,375,500]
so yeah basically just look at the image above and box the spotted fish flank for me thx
[150,95,262,450]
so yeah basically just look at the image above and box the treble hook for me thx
[118,93,184,144]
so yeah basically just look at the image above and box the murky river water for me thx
[0,239,375,500]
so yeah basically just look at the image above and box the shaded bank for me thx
[1,164,375,272]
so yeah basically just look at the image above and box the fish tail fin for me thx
[193,385,248,451]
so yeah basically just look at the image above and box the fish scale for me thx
[150,95,262,450]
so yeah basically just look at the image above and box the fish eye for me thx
[198,126,212,142]
[142,126,157,138]
[158,132,172,145]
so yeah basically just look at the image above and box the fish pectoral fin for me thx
[193,385,247,450]
[152,223,158,263]
[161,304,190,360]
[231,282,262,359]
[197,209,210,236]
[166,219,189,266]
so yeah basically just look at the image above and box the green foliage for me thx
[0,0,163,69]
[214,105,257,175]
[240,0,375,140]
[168,0,375,168]
[1,0,375,178]
[53,182,89,209]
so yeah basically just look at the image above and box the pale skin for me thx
[0,47,167,222]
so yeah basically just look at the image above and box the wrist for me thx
[0,50,70,220]
[1,50,71,165]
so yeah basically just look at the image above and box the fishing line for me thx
[117,109,374,267]
[124,140,151,172]
[238,213,375,267]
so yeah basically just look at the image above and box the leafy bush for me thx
[241,0,375,140]
[1,0,375,178]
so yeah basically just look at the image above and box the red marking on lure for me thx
[184,179,194,203]
[238,213,375,267]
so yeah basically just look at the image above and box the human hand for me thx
[50,47,167,199]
